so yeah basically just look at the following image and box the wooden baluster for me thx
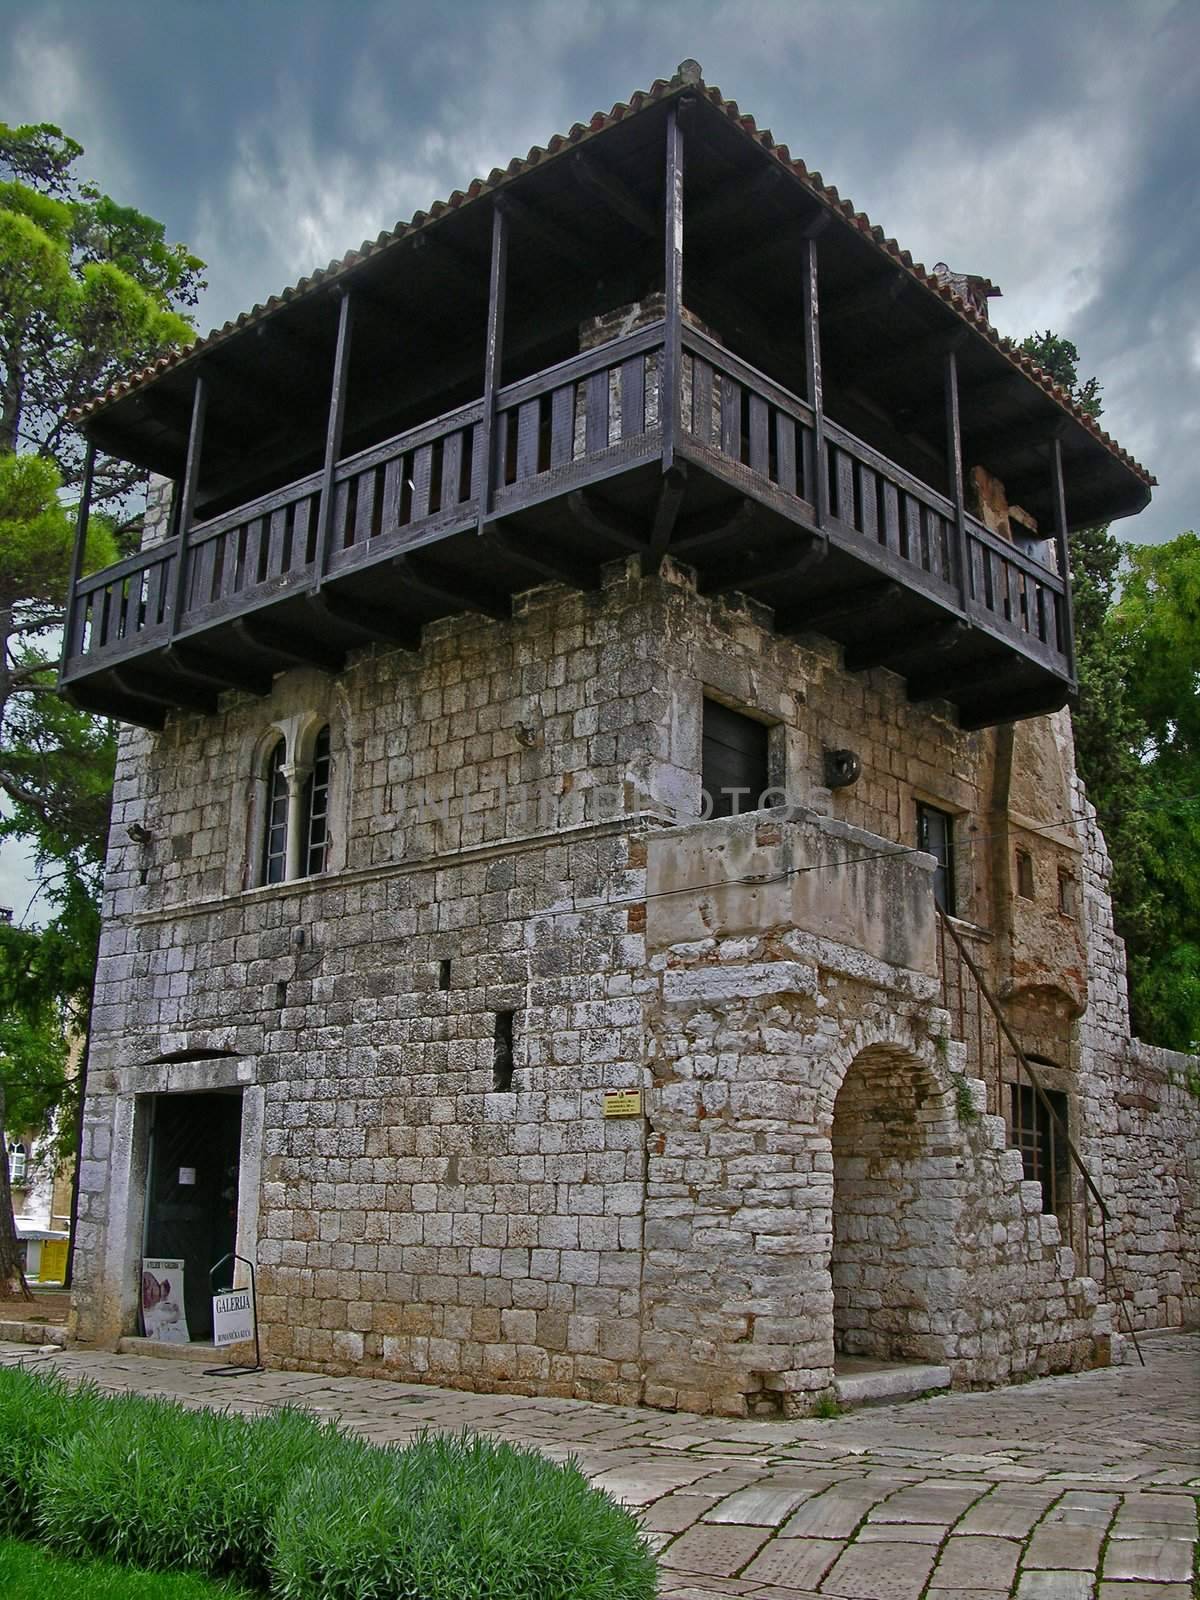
[720,376,741,458]
[620,356,645,440]
[477,201,509,534]
[585,369,609,455]
[747,394,769,476]
[354,468,377,545]
[550,386,574,466]
[857,463,878,541]
[834,447,855,525]
[903,495,921,564]
[313,288,353,588]
[881,481,901,556]
[266,506,290,578]
[515,399,541,481]
[381,457,404,533]
[691,358,713,447]
[775,414,797,496]
[442,431,465,509]
[411,444,434,521]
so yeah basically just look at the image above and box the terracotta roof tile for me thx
[70,67,1153,488]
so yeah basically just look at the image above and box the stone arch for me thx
[827,1036,965,1365]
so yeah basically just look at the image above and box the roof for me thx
[70,60,1153,490]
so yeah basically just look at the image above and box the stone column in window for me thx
[282,761,313,882]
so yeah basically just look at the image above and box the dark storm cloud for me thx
[1,0,1195,542]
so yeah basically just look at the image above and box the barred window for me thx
[304,726,332,876]
[262,739,289,885]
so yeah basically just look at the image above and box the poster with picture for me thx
[141,1257,189,1342]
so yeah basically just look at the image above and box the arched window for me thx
[261,739,289,885]
[303,725,331,876]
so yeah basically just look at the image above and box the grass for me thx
[0,1367,656,1600]
[0,1536,252,1599]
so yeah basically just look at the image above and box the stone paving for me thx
[1,1332,1196,1599]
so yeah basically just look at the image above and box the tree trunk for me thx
[0,1079,34,1300]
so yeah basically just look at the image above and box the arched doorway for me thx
[830,1044,962,1364]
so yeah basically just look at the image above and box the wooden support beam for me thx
[313,288,354,589]
[112,666,218,715]
[845,617,964,673]
[700,533,828,596]
[670,497,756,555]
[907,653,1005,704]
[801,233,827,528]
[232,616,345,673]
[688,162,782,233]
[496,190,594,275]
[571,151,657,238]
[567,489,648,554]
[944,348,971,612]
[168,375,208,639]
[477,202,509,537]
[486,527,604,592]
[164,642,273,697]
[393,554,510,621]
[662,104,684,474]
[1050,435,1077,682]
[777,579,900,637]
[60,440,96,671]
[643,464,688,574]
[309,589,422,650]
[821,270,911,330]
[63,677,165,730]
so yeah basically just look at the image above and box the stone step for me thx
[116,1335,222,1364]
[833,1358,952,1407]
[0,1318,67,1349]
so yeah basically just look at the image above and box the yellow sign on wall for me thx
[602,1090,643,1118]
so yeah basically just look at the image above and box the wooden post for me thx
[169,375,208,639]
[944,348,971,611]
[801,231,827,527]
[477,201,509,536]
[60,439,96,672]
[662,104,684,473]
[1051,435,1077,681]
[314,287,354,588]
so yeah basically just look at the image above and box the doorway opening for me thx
[141,1090,242,1341]
[830,1045,960,1368]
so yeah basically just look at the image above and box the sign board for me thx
[141,1257,189,1342]
[602,1089,643,1118]
[212,1287,256,1348]
[37,1240,69,1283]
[178,1166,196,1186]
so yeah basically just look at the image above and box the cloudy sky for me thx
[1,0,1197,915]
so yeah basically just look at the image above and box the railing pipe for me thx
[1050,434,1077,681]
[169,375,208,639]
[60,440,96,671]
[943,348,971,612]
[477,200,509,536]
[314,287,354,588]
[801,230,828,527]
[661,104,684,472]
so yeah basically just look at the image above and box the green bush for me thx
[0,1367,657,1600]
[35,1390,357,1587]
[270,1428,657,1600]
[0,1367,110,1531]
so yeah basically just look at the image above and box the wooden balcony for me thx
[62,317,1073,731]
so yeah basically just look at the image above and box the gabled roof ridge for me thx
[69,66,1153,489]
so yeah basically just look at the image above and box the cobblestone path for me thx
[2,1333,1195,1598]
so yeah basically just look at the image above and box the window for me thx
[1057,868,1077,918]
[493,1011,515,1091]
[916,802,956,914]
[261,739,288,885]
[702,698,770,819]
[1010,1083,1070,1214]
[303,726,332,876]
[256,722,332,886]
[1015,849,1035,899]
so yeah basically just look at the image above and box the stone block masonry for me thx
[70,553,1198,1413]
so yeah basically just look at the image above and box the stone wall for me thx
[71,556,1197,1409]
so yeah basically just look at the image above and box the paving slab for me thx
[0,1331,1196,1600]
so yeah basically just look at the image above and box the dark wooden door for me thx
[144,1092,242,1339]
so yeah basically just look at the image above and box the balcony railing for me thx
[62,320,1070,723]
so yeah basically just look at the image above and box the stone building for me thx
[62,64,1197,1414]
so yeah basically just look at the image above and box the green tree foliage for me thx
[1022,331,1197,1050]
[0,124,203,1290]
